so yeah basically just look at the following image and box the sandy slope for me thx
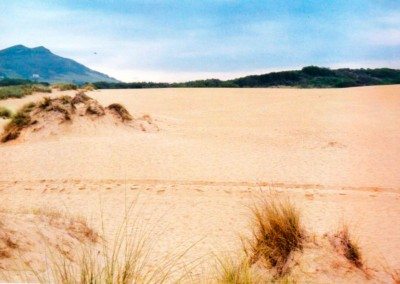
[0,86,400,281]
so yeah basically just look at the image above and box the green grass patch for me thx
[0,85,51,100]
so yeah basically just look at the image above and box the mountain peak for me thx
[32,46,51,53]
[1,44,29,53]
[0,45,119,83]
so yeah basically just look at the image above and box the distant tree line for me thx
[0,78,50,87]
[91,66,400,89]
[1,66,400,89]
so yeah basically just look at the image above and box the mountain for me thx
[0,45,119,83]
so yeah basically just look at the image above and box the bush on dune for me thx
[82,83,97,91]
[330,226,363,268]
[106,103,133,121]
[0,107,12,119]
[1,102,36,142]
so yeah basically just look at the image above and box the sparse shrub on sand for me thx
[71,91,91,104]
[82,83,97,91]
[53,83,78,91]
[329,226,362,268]
[107,103,133,121]
[1,102,36,142]
[0,107,12,119]
[243,198,304,276]
[38,96,52,109]
[60,95,73,104]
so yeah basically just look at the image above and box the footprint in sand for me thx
[157,189,166,195]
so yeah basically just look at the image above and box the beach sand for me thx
[1,86,399,281]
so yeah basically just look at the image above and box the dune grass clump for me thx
[53,83,78,91]
[107,103,133,121]
[1,102,36,142]
[38,96,52,109]
[332,226,362,268]
[25,202,193,284]
[82,83,97,91]
[71,91,91,104]
[244,198,304,276]
[0,107,12,119]
[216,257,258,284]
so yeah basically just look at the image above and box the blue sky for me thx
[1,0,399,82]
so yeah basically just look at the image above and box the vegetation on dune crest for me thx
[1,102,36,142]
[82,83,97,91]
[1,92,136,143]
[107,103,133,121]
[0,107,12,119]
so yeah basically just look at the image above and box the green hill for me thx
[93,66,400,89]
[0,45,118,84]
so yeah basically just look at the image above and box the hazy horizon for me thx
[1,1,399,82]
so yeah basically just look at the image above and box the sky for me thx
[0,0,400,82]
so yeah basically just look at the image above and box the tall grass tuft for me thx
[243,197,304,276]
[29,201,195,283]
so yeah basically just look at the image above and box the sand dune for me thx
[0,86,400,282]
